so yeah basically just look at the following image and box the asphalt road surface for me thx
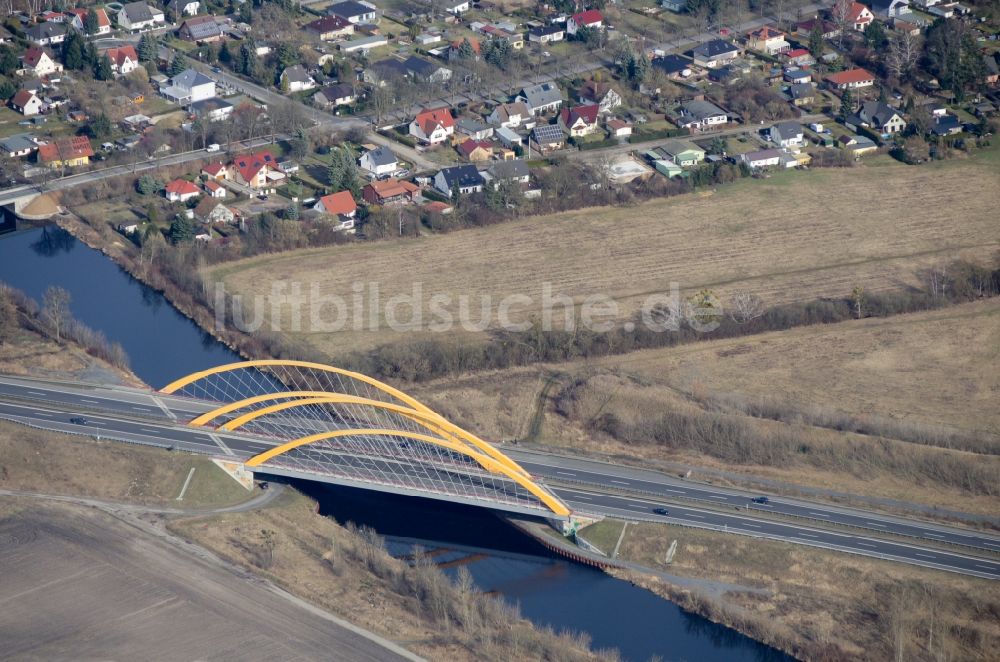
[1,375,997,580]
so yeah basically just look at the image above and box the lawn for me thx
[207,145,1000,359]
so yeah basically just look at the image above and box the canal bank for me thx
[0,224,793,661]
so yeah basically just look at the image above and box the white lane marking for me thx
[572,495,593,500]
[175,468,196,501]
[32,411,54,417]
[131,406,152,411]
[866,522,887,528]
[27,391,45,396]
[858,542,877,548]
[808,512,831,518]
[611,480,629,485]
[925,533,945,539]
[151,395,177,421]
[975,564,996,570]
[798,533,819,538]
[81,398,100,404]
[916,553,936,559]
[708,495,728,500]
[984,543,1000,549]
[556,471,576,476]
[743,523,760,528]
[141,428,161,433]
[663,489,684,494]
[683,513,704,519]
[210,434,234,456]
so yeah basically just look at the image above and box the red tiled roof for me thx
[232,150,278,182]
[572,9,603,25]
[825,68,874,85]
[364,178,419,201]
[306,15,352,33]
[11,90,37,108]
[457,139,492,156]
[414,107,454,135]
[560,103,599,127]
[845,1,871,22]
[37,136,94,163]
[204,180,223,191]
[450,37,481,54]
[749,25,784,39]
[165,179,200,195]
[105,45,138,67]
[202,161,227,176]
[784,48,810,58]
[66,7,110,28]
[318,190,357,215]
[22,46,49,68]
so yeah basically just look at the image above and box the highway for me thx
[1,374,998,580]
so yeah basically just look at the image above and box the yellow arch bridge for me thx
[162,360,570,518]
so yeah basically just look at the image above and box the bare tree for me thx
[728,289,765,323]
[831,0,854,50]
[885,31,919,82]
[42,285,72,342]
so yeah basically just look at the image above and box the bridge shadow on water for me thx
[286,477,793,662]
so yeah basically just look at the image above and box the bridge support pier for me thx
[212,458,254,491]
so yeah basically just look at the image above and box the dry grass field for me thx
[612,520,1000,661]
[207,152,1000,358]
[406,300,1000,515]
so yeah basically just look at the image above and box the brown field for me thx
[611,520,1000,661]
[207,151,1000,358]
[406,300,1000,516]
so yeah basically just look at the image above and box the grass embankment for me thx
[207,151,1000,358]
[0,421,252,509]
[594,518,1000,661]
[407,300,1000,517]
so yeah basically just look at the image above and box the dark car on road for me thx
[70,417,88,425]
[751,496,770,504]
[653,507,669,515]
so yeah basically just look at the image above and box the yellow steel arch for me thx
[203,392,528,477]
[245,428,571,517]
[161,359,434,414]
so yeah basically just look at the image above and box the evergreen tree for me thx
[0,78,15,101]
[84,8,99,35]
[0,46,17,76]
[138,33,158,62]
[63,31,86,71]
[239,0,253,24]
[89,113,112,138]
[809,23,824,57]
[219,41,232,65]
[94,54,113,81]
[168,214,195,243]
[626,50,649,84]
[839,87,854,119]
[863,21,886,49]
[276,42,298,69]
[168,55,187,76]
[137,174,161,195]
[458,38,475,60]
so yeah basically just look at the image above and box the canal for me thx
[0,224,791,661]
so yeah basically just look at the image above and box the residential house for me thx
[202,161,228,180]
[456,118,494,141]
[24,22,67,46]
[784,69,812,85]
[532,123,565,152]
[661,0,688,12]
[768,121,804,148]
[794,18,839,39]
[487,159,530,184]
[11,90,44,116]
[362,178,419,205]
[0,133,39,158]
[314,190,357,217]
[857,101,906,134]
[434,164,485,196]
[578,81,621,114]
[327,0,378,24]
[415,32,442,46]
[657,139,705,166]
[365,58,409,84]
[194,199,235,224]
[479,25,524,50]
[409,107,455,145]
[783,48,816,67]
[741,148,783,168]
[558,103,599,137]
[37,136,94,168]
[930,114,961,136]
[870,0,911,17]
[786,82,816,106]
[103,46,140,76]
[747,26,790,55]
[567,9,603,35]
[488,101,532,128]
[606,118,632,138]
[492,126,521,150]
[165,0,201,18]
[518,82,563,115]
[709,64,743,85]
[339,35,388,53]
[839,133,878,156]
[65,7,111,35]
[314,83,356,109]
[164,179,201,202]
[304,15,354,41]
[444,0,470,13]
[653,159,683,178]
[229,150,283,190]
[116,2,165,31]
[824,68,875,89]
[20,47,62,77]
[178,16,226,43]
[203,180,227,198]
[651,54,692,79]
[161,68,216,104]
[404,56,452,83]
[836,0,875,30]
[281,65,316,92]
[457,139,493,161]
[528,24,565,44]
[983,53,999,86]
[190,97,234,121]
[358,145,398,177]
[690,39,740,68]
[677,99,728,130]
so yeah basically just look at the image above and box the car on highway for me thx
[751,496,770,504]
[69,417,88,425]
[652,507,669,515]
